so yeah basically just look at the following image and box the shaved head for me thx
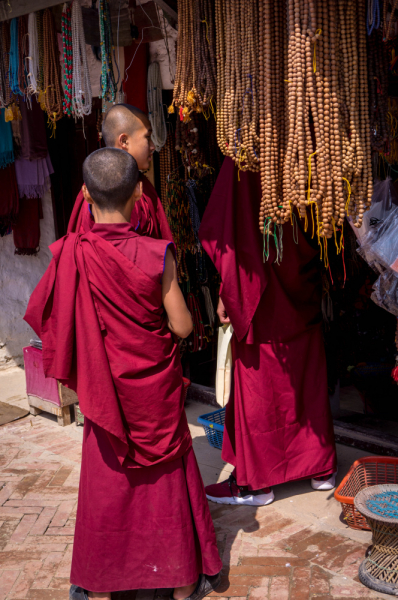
[102,104,150,147]
[101,104,155,171]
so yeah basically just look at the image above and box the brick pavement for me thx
[0,415,387,600]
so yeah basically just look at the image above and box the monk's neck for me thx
[93,213,130,224]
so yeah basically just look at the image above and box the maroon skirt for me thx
[71,419,222,592]
[222,325,337,491]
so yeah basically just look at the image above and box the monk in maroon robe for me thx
[25,148,222,600]
[199,157,337,507]
[67,104,173,242]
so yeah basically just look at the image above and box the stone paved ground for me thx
[0,372,390,600]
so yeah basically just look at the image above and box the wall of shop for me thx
[0,192,55,371]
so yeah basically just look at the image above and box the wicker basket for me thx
[355,484,398,595]
[335,457,398,531]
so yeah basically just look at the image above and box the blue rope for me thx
[366,491,398,519]
[9,18,22,96]
[367,0,380,35]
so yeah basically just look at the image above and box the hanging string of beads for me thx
[214,0,260,172]
[42,8,64,131]
[171,0,217,119]
[99,0,117,106]
[193,0,217,108]
[36,11,45,95]
[27,12,39,97]
[0,22,12,107]
[71,0,92,118]
[254,0,373,250]
[18,15,28,96]
[9,18,22,96]
[186,292,207,353]
[159,130,179,209]
[383,0,398,41]
[367,29,389,154]
[147,62,167,152]
[61,3,73,116]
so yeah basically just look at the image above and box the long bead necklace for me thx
[72,0,92,118]
[36,11,44,94]
[186,292,207,353]
[147,61,167,151]
[42,8,64,131]
[61,3,73,116]
[0,22,12,107]
[99,0,117,106]
[27,13,39,97]
[9,18,22,96]
[18,15,28,96]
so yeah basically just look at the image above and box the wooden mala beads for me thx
[172,0,217,118]
[42,8,64,129]
[214,0,260,172]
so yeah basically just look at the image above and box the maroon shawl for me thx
[199,157,322,344]
[24,231,191,467]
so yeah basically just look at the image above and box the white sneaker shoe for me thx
[311,472,336,491]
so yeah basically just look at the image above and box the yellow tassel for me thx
[167,104,175,114]
[4,106,13,122]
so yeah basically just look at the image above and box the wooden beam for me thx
[0,0,60,22]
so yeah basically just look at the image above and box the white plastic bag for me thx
[216,324,234,407]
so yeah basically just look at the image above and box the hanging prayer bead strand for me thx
[147,62,167,152]
[71,0,92,118]
[99,0,117,105]
[62,3,73,116]
[27,12,39,97]
[0,22,12,107]
[42,8,64,128]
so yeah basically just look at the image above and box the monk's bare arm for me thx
[162,248,193,338]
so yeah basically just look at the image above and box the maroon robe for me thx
[24,223,221,591]
[67,175,174,242]
[199,157,336,491]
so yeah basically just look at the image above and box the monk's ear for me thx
[117,133,128,150]
[82,184,93,204]
[133,180,143,201]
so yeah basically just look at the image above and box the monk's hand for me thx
[217,296,230,324]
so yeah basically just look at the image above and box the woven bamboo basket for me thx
[355,484,398,596]
[335,457,398,531]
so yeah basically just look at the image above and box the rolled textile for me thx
[12,196,42,255]
[19,97,48,160]
[0,109,15,168]
[0,162,19,234]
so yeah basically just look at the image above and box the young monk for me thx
[68,103,173,242]
[24,148,222,600]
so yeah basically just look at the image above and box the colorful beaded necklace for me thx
[61,3,73,116]
[99,0,116,107]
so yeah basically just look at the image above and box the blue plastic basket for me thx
[197,407,226,450]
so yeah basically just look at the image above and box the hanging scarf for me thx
[14,154,53,199]
[0,109,15,168]
[0,163,19,234]
[12,196,42,255]
[19,97,48,160]
[9,18,22,96]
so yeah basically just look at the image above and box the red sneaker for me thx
[206,475,274,506]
